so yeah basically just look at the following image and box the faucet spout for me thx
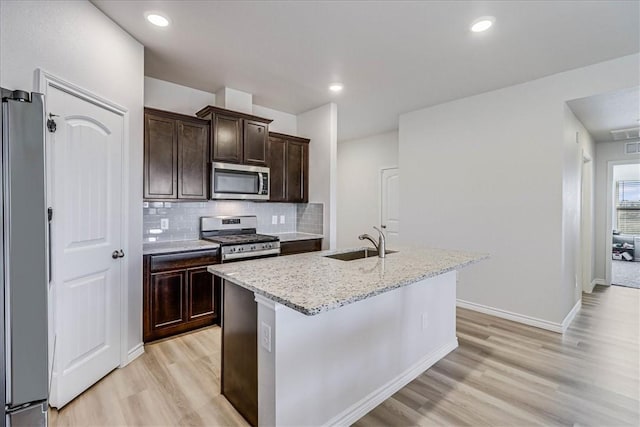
[358,234,378,251]
[358,227,386,258]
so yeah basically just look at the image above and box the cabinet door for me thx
[187,267,215,320]
[267,136,287,202]
[213,114,242,163]
[243,120,268,166]
[177,120,209,200]
[144,114,177,199]
[150,271,187,330]
[286,141,308,202]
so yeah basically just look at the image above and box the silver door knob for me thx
[112,249,125,259]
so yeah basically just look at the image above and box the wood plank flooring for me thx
[51,285,639,426]
[49,327,248,427]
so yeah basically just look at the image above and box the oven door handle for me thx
[222,248,280,262]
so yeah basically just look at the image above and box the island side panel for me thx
[222,280,258,426]
[257,270,458,427]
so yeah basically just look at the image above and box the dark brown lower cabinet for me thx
[143,251,220,342]
[188,267,216,320]
[221,280,258,427]
[279,238,322,256]
[151,271,187,329]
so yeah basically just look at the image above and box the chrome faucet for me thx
[358,226,387,258]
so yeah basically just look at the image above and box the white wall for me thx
[144,79,299,136]
[298,104,338,249]
[594,140,640,283]
[399,54,639,327]
[144,77,215,115]
[337,131,398,248]
[253,105,297,135]
[0,0,144,355]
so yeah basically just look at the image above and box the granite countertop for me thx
[271,232,324,242]
[208,246,487,315]
[143,239,220,255]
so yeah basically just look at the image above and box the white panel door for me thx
[381,168,400,247]
[47,85,123,408]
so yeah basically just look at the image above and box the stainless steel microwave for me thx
[211,162,270,200]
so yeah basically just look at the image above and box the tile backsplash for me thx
[143,201,323,242]
[296,203,323,235]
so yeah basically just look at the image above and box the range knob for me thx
[238,247,244,252]
[229,247,236,253]
[251,245,256,250]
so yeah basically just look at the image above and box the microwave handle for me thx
[258,172,264,194]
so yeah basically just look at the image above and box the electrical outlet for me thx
[272,215,278,225]
[421,312,429,330]
[142,202,149,208]
[280,215,285,224]
[261,321,272,352]
[160,218,169,230]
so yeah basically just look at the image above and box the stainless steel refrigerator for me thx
[1,88,48,426]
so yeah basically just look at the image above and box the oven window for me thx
[214,170,259,194]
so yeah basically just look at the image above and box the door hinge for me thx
[48,207,53,222]
[47,113,59,133]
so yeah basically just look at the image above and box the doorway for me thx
[609,162,640,288]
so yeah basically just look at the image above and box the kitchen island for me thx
[208,246,486,427]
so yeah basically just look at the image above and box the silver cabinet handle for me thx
[112,249,125,259]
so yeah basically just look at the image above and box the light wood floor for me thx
[51,285,639,426]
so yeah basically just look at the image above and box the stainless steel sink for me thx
[324,248,397,261]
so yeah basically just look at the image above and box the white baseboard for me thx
[593,278,608,287]
[122,343,144,367]
[561,299,581,332]
[324,339,458,427]
[456,299,564,333]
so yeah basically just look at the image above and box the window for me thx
[616,180,640,234]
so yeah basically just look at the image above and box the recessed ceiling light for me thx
[471,16,495,33]
[329,83,344,93]
[146,13,170,27]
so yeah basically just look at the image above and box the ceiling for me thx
[568,86,640,143]
[92,1,640,141]
[567,87,640,142]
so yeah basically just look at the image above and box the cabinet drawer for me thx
[150,249,219,272]
[280,239,322,256]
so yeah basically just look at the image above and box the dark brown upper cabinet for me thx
[196,105,272,166]
[212,113,242,163]
[267,136,287,202]
[267,132,310,203]
[144,108,209,201]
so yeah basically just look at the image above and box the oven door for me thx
[211,162,269,200]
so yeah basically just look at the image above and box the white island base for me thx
[254,270,458,427]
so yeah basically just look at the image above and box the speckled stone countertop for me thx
[143,239,220,255]
[207,246,487,315]
[271,232,324,242]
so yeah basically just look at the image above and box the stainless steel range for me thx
[200,216,280,262]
